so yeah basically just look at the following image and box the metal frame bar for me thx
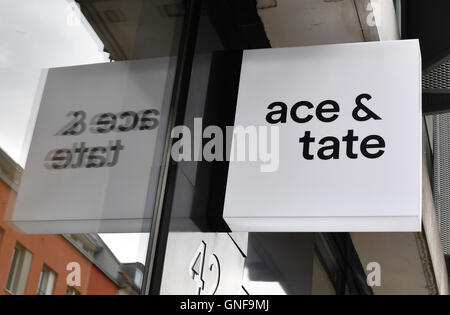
[142,0,202,295]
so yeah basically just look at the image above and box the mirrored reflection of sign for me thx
[10,58,173,233]
[224,40,422,232]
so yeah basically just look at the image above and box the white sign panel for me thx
[224,40,422,232]
[11,58,173,233]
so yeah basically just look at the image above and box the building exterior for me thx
[1,0,450,295]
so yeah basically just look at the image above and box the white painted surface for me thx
[258,0,365,47]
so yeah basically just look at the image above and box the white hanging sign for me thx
[223,40,422,232]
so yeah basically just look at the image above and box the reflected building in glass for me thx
[0,0,449,295]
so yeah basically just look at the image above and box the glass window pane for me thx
[0,0,182,295]
[6,244,33,295]
[67,286,80,295]
[37,266,56,295]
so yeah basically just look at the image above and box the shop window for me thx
[5,243,33,294]
[66,286,80,295]
[36,265,57,295]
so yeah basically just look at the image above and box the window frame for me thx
[36,264,57,295]
[5,243,33,295]
[66,286,80,295]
